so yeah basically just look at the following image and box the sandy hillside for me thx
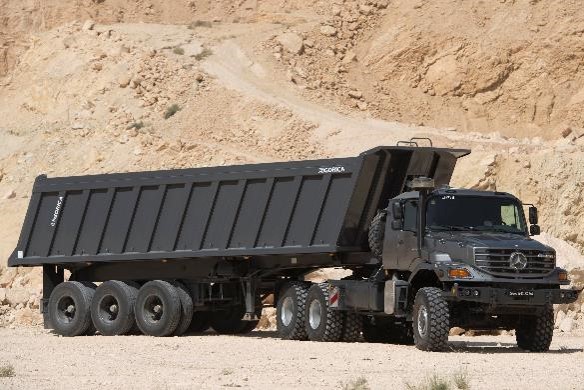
[0,0,583,337]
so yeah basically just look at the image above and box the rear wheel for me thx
[516,306,554,352]
[341,312,363,342]
[412,287,450,351]
[189,311,211,333]
[305,283,343,342]
[171,281,194,336]
[362,316,413,344]
[135,280,181,337]
[90,280,138,336]
[210,305,258,334]
[277,282,310,340]
[48,281,95,337]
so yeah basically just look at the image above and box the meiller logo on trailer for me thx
[50,196,64,227]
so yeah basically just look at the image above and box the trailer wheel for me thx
[305,283,343,342]
[210,305,259,334]
[515,306,554,352]
[362,316,413,344]
[412,287,450,351]
[90,281,138,336]
[48,281,95,337]
[368,211,386,259]
[277,282,310,340]
[341,312,363,342]
[189,311,211,333]
[171,281,194,336]
[135,280,181,337]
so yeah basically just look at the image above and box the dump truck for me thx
[8,141,580,351]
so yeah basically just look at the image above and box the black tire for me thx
[48,281,95,337]
[135,280,181,337]
[368,211,386,259]
[171,281,194,336]
[276,282,310,340]
[412,287,450,351]
[189,311,211,333]
[90,280,139,336]
[81,282,98,336]
[210,305,245,334]
[515,306,554,352]
[341,312,363,342]
[362,316,413,345]
[305,283,343,342]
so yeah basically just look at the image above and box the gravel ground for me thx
[0,328,582,389]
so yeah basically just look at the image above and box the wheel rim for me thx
[98,294,119,323]
[143,294,164,324]
[308,300,322,330]
[281,296,294,327]
[56,296,76,324]
[417,304,429,338]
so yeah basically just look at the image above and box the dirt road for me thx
[0,328,582,390]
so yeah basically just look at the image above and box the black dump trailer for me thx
[9,145,470,342]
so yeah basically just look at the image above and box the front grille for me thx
[473,248,556,278]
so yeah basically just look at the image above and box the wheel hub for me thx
[308,300,322,330]
[417,305,429,338]
[280,297,294,327]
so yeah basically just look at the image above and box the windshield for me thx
[426,195,526,235]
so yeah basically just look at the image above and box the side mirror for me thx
[529,206,538,225]
[530,225,541,236]
[392,201,403,220]
[391,220,403,230]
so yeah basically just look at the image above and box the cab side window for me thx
[403,200,418,232]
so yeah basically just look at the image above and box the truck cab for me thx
[372,181,579,351]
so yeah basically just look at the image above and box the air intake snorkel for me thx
[408,177,435,255]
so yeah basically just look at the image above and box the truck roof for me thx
[395,188,518,200]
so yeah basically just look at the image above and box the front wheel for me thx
[515,306,554,352]
[412,287,450,351]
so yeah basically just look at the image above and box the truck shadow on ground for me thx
[448,341,583,354]
[190,331,584,354]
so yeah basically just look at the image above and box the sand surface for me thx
[0,328,582,389]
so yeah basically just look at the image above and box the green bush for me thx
[188,20,213,29]
[0,363,15,378]
[194,48,213,61]
[164,104,181,119]
[341,377,370,390]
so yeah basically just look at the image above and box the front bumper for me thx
[446,284,581,306]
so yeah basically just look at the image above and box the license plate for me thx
[508,290,535,298]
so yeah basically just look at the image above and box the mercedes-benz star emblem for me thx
[509,252,528,270]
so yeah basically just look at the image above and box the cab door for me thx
[384,200,419,270]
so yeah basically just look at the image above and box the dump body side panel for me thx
[10,157,363,266]
[9,146,469,267]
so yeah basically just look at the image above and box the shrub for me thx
[127,121,144,130]
[341,377,370,390]
[0,363,15,378]
[194,48,213,61]
[173,47,185,55]
[163,104,181,119]
[188,20,213,29]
